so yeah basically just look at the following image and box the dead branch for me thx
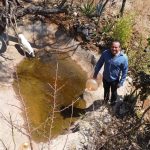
[9,113,16,150]
[0,54,13,60]
[54,97,81,113]
[7,103,23,111]
[14,64,33,150]
[62,99,74,150]
[131,105,150,131]
[120,0,127,17]
[48,62,59,147]
[0,112,30,137]
[15,5,68,18]
[0,139,8,150]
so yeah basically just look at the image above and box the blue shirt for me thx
[93,50,128,86]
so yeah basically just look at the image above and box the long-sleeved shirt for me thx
[93,49,128,86]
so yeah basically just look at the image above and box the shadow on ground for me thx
[60,99,104,119]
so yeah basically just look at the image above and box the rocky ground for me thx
[0,32,28,148]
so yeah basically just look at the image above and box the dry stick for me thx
[56,82,67,93]
[10,13,27,57]
[31,89,66,136]
[0,139,8,150]
[97,0,109,27]
[0,112,30,137]
[120,0,127,17]
[14,67,33,149]
[9,113,16,150]
[54,97,81,113]
[31,113,52,137]
[30,83,67,138]
[0,54,13,60]
[48,83,55,91]
[48,62,59,148]
[7,104,23,111]
[130,105,150,132]
[62,100,74,150]
[98,105,150,150]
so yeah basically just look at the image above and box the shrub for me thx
[147,37,150,45]
[81,0,95,17]
[112,15,134,48]
[128,40,150,75]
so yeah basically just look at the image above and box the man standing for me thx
[93,41,128,105]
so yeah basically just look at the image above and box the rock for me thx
[92,17,99,23]
[82,28,89,36]
[73,12,78,17]
[134,41,140,47]
[142,97,150,122]
[83,87,103,107]
[86,43,100,52]
[144,46,150,52]
[126,76,133,84]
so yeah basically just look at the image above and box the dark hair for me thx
[111,40,121,47]
[112,39,121,44]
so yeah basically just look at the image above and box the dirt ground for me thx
[131,0,150,42]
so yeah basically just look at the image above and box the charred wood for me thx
[15,5,68,18]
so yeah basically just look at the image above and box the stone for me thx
[126,76,133,84]
[144,46,150,52]
[142,98,150,122]
[73,12,78,17]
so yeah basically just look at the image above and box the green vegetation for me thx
[111,14,150,75]
[147,37,150,45]
[101,19,114,34]
[112,15,133,48]
[81,0,95,17]
[128,48,150,74]
[127,38,150,75]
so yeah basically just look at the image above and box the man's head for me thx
[110,41,121,56]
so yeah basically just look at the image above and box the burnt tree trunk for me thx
[120,0,126,17]
[15,5,68,18]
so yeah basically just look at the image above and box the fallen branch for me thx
[16,5,68,18]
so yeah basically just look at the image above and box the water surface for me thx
[14,54,87,142]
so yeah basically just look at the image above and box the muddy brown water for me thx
[13,54,87,142]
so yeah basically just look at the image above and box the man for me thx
[93,41,128,105]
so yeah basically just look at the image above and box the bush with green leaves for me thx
[81,0,95,17]
[112,15,134,48]
[127,41,150,75]
[147,37,150,45]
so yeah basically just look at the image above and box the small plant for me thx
[112,14,134,48]
[81,0,96,17]
[128,37,150,75]
[101,19,115,34]
[147,37,150,45]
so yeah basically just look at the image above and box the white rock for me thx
[73,12,78,16]
[126,76,133,84]
[18,34,35,57]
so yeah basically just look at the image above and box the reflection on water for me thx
[13,54,87,142]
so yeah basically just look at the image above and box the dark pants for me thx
[103,78,118,103]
